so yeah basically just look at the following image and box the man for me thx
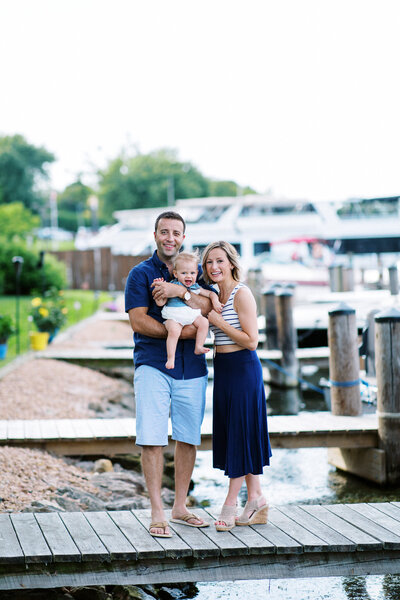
[125,211,213,537]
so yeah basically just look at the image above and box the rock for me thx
[105,497,148,511]
[164,460,175,478]
[92,471,146,496]
[93,459,114,473]
[68,586,112,600]
[56,487,108,511]
[161,488,175,506]
[23,499,65,512]
[112,454,142,472]
[111,585,155,599]
[156,586,187,599]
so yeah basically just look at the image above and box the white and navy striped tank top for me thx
[210,283,245,346]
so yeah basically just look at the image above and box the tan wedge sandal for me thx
[236,495,269,526]
[215,504,237,531]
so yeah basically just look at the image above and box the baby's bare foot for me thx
[195,346,210,355]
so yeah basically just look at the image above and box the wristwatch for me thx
[184,290,191,301]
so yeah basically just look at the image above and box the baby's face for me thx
[174,260,198,287]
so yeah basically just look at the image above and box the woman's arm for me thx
[207,287,258,350]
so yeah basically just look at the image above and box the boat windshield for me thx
[239,203,317,217]
[185,205,230,223]
[337,197,400,219]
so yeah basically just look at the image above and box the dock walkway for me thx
[0,413,378,455]
[1,503,400,590]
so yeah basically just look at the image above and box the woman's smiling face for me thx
[205,247,233,283]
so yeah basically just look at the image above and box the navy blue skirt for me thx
[213,349,272,478]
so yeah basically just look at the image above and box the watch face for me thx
[184,291,191,300]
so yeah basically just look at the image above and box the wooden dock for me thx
[0,413,378,455]
[35,346,331,370]
[1,503,400,590]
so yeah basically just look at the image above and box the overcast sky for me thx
[1,0,399,201]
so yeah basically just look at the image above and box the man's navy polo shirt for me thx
[125,250,212,380]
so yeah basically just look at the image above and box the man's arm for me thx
[128,306,197,340]
[152,280,214,316]
[128,307,167,338]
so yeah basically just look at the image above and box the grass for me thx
[0,290,115,367]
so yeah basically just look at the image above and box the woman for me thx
[202,241,272,531]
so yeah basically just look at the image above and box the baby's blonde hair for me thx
[173,250,200,270]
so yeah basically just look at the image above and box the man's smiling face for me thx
[154,218,185,263]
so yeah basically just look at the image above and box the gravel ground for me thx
[0,312,138,513]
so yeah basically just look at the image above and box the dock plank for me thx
[200,509,249,556]
[38,419,60,440]
[134,509,193,558]
[328,504,400,549]
[351,503,400,539]
[268,507,329,551]
[278,505,355,552]
[205,508,275,555]
[35,513,81,562]
[0,515,24,563]
[164,509,220,558]
[59,512,109,561]
[10,513,52,563]
[84,512,137,560]
[300,505,382,550]
[108,511,165,559]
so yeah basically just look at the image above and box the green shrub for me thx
[0,240,66,295]
[0,314,15,342]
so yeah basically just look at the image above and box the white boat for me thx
[76,193,400,286]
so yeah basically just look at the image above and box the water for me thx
[190,377,400,600]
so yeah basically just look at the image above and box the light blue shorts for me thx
[134,365,207,446]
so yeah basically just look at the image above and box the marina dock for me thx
[0,413,378,454]
[1,503,400,590]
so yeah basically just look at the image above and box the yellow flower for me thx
[61,308,68,314]
[39,308,49,317]
[58,290,64,296]
[31,297,42,307]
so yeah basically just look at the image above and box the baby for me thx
[154,251,223,369]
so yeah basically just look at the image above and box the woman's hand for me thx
[207,309,224,327]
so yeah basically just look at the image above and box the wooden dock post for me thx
[364,309,380,376]
[375,308,400,484]
[327,303,361,416]
[388,265,399,296]
[247,267,263,314]
[327,304,385,482]
[342,266,354,292]
[264,288,279,350]
[272,289,299,387]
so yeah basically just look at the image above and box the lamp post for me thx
[37,250,46,295]
[12,256,24,355]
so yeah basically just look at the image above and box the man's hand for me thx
[151,280,184,304]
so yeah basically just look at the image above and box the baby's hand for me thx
[152,277,164,286]
[211,297,224,313]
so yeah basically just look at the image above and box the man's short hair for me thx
[154,211,186,234]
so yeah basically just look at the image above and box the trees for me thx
[0,135,55,210]
[57,180,93,231]
[0,203,40,238]
[98,148,258,220]
[99,149,208,221]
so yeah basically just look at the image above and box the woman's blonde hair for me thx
[201,241,241,284]
[173,250,200,271]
